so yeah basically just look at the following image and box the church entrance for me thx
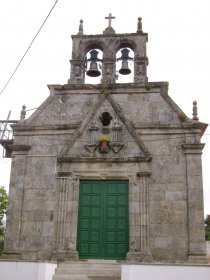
[77,180,129,260]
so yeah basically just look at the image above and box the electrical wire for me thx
[0,0,59,96]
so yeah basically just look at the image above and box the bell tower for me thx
[68,15,148,84]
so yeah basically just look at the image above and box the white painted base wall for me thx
[1,261,210,280]
[0,261,57,280]
[122,264,210,280]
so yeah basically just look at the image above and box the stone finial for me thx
[103,13,116,35]
[192,100,199,120]
[20,105,26,120]
[137,17,142,33]
[77,19,84,36]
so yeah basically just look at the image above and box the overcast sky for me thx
[0,0,209,215]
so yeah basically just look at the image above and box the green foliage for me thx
[205,214,210,241]
[0,240,4,254]
[205,214,210,223]
[0,186,8,222]
[0,186,8,255]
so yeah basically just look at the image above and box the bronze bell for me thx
[118,48,132,75]
[119,60,131,75]
[86,61,101,77]
[86,49,101,77]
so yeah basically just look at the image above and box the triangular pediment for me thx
[58,91,151,162]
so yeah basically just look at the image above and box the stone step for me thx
[52,260,121,280]
[60,260,120,264]
[55,268,120,276]
[52,275,121,280]
[88,278,120,280]
[57,262,121,269]
[57,261,121,268]
[53,276,120,280]
[53,275,88,280]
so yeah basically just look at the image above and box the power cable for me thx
[0,0,59,96]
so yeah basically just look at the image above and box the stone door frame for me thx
[53,162,153,261]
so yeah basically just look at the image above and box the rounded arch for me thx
[83,40,106,54]
[114,39,137,53]
[84,41,105,84]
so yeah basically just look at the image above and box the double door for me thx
[77,180,129,259]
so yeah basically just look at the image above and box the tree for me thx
[0,186,8,254]
[205,214,210,241]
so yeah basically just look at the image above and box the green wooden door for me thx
[77,180,129,259]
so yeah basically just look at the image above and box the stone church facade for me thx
[3,16,208,263]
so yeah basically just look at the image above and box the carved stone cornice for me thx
[1,143,31,157]
[57,156,152,163]
[182,143,205,154]
[7,144,31,151]
[71,32,148,40]
[2,143,31,153]
[56,172,73,177]
[137,171,151,177]
[11,123,78,132]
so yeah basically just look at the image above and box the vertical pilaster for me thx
[127,173,153,261]
[56,178,68,251]
[68,59,85,84]
[134,57,148,84]
[67,177,79,256]
[101,59,116,84]
[140,176,150,252]
[54,177,79,260]
[183,143,207,263]
[4,153,28,257]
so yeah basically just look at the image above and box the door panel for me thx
[77,180,129,259]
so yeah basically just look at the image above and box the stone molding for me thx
[137,171,151,177]
[57,156,151,163]
[53,177,79,260]
[127,175,153,262]
[54,168,152,262]
[58,89,151,160]
[2,143,31,157]
[182,143,205,154]
[5,144,31,151]
[183,142,208,263]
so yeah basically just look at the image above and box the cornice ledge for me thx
[71,32,148,39]
[190,121,208,135]
[137,171,151,177]
[182,143,205,154]
[56,171,73,177]
[6,144,31,152]
[47,81,168,92]
[11,123,79,132]
[57,156,152,163]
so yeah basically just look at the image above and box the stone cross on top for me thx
[103,13,116,35]
[105,13,115,28]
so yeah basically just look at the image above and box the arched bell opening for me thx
[85,49,103,84]
[116,48,134,83]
